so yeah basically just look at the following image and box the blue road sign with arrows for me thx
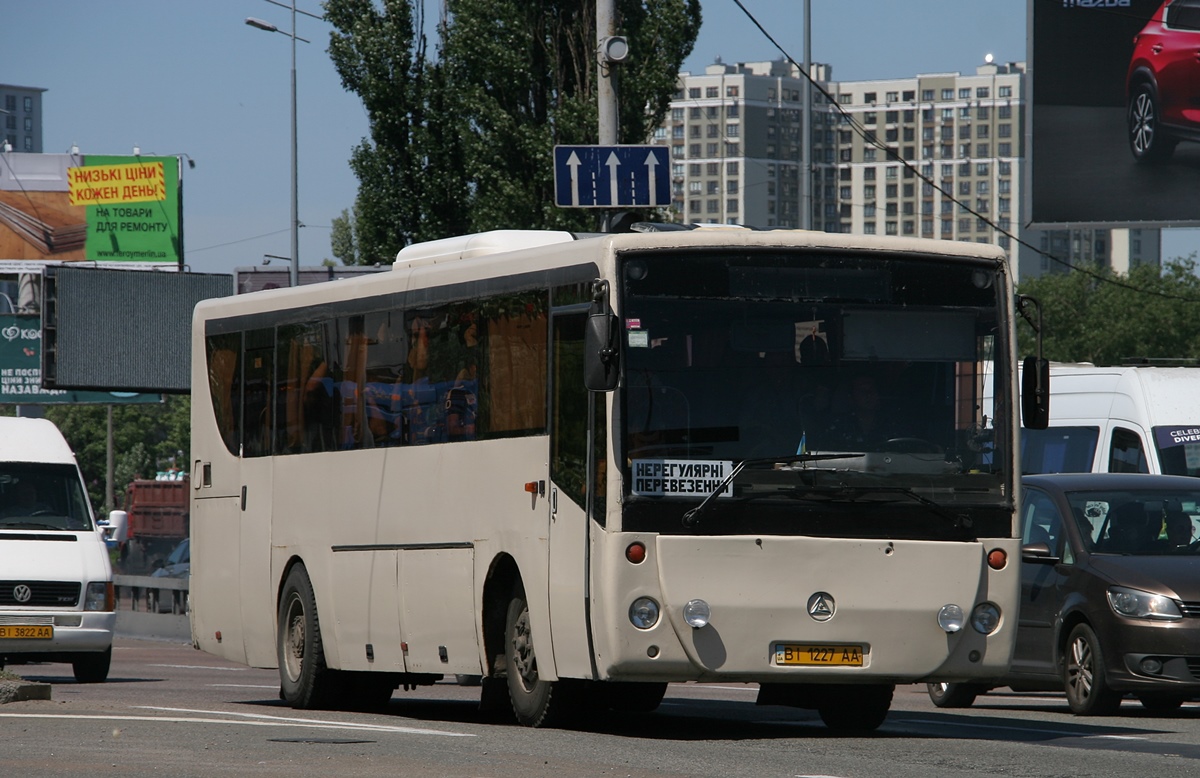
[554,145,671,209]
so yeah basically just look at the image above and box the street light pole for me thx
[288,0,299,288]
[247,1,318,288]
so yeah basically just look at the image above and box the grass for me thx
[0,669,25,682]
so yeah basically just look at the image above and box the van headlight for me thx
[84,582,113,612]
[1107,586,1182,621]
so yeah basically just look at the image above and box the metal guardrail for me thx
[113,574,189,615]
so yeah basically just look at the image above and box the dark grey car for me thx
[929,473,1200,715]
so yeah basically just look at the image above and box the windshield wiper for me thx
[0,521,63,530]
[681,452,864,529]
[822,485,971,530]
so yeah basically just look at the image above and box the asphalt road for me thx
[4,632,1200,778]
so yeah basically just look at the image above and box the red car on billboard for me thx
[1127,0,1200,162]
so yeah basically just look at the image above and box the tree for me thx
[40,396,191,515]
[324,0,702,260]
[329,206,359,266]
[1016,257,1200,365]
[326,0,469,263]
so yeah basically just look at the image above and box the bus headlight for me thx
[971,602,1001,634]
[629,597,660,630]
[683,599,711,629]
[937,604,964,633]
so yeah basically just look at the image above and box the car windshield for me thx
[0,463,94,531]
[166,539,189,566]
[1020,426,1099,474]
[1069,488,1200,555]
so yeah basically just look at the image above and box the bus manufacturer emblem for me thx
[807,592,835,621]
[13,584,32,603]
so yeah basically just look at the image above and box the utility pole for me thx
[801,0,812,230]
[596,0,628,231]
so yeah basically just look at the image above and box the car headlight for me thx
[1107,586,1182,621]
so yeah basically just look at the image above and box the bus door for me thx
[239,327,277,667]
[191,331,247,664]
[547,309,599,679]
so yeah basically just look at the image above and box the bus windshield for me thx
[618,249,1011,539]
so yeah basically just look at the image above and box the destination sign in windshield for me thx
[631,459,733,498]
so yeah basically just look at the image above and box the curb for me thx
[0,679,52,704]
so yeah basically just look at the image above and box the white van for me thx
[1018,363,1200,476]
[0,417,125,682]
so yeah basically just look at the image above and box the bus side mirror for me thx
[584,309,619,391]
[1022,356,1050,430]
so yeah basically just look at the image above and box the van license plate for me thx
[774,644,863,666]
[0,625,53,639]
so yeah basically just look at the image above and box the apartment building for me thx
[657,59,1160,281]
[0,84,45,153]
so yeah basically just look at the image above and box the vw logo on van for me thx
[12,584,32,603]
[807,592,835,621]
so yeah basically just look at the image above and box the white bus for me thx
[190,228,1038,732]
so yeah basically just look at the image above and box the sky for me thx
[3,0,1196,278]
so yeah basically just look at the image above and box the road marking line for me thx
[149,664,248,671]
[0,711,471,738]
[208,684,279,689]
[903,718,1145,740]
[137,706,473,737]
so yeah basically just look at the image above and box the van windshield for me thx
[0,464,94,531]
[1154,426,1200,478]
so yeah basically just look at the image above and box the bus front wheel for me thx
[277,564,335,709]
[504,585,578,727]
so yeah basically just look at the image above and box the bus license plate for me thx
[775,644,863,666]
[0,625,53,640]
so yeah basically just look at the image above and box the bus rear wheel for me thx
[277,564,335,709]
[504,585,578,727]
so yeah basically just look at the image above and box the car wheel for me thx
[1138,693,1187,714]
[1063,623,1122,715]
[926,682,985,708]
[1128,82,1177,163]
[72,646,111,683]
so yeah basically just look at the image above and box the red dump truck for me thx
[123,476,189,570]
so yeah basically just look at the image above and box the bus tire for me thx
[817,684,893,733]
[602,681,668,713]
[277,564,335,709]
[504,585,576,727]
[72,647,111,683]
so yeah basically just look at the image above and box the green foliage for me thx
[41,396,190,514]
[324,0,701,259]
[1016,258,1200,365]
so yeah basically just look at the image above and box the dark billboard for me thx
[1030,0,1199,227]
